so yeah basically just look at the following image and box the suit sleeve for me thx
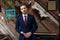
[30,16,38,33]
[15,18,20,33]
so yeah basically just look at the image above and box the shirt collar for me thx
[22,14,28,17]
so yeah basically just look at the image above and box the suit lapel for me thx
[21,15,25,26]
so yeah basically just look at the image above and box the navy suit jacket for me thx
[15,14,38,40]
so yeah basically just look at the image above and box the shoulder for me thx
[16,15,22,19]
[28,14,35,19]
[28,14,34,17]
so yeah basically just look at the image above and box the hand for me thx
[24,32,32,38]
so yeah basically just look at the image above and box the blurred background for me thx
[0,0,59,40]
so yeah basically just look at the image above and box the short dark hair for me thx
[20,3,28,8]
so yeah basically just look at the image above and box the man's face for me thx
[20,5,28,14]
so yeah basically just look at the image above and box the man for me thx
[15,3,38,40]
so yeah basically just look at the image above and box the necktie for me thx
[24,16,26,25]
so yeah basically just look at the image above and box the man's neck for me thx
[22,13,28,16]
[23,13,27,15]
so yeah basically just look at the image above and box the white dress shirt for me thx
[22,14,28,21]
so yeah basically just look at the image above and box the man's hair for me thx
[20,3,28,8]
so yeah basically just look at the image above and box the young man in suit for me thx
[15,3,38,40]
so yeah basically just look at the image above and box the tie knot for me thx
[24,16,26,17]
